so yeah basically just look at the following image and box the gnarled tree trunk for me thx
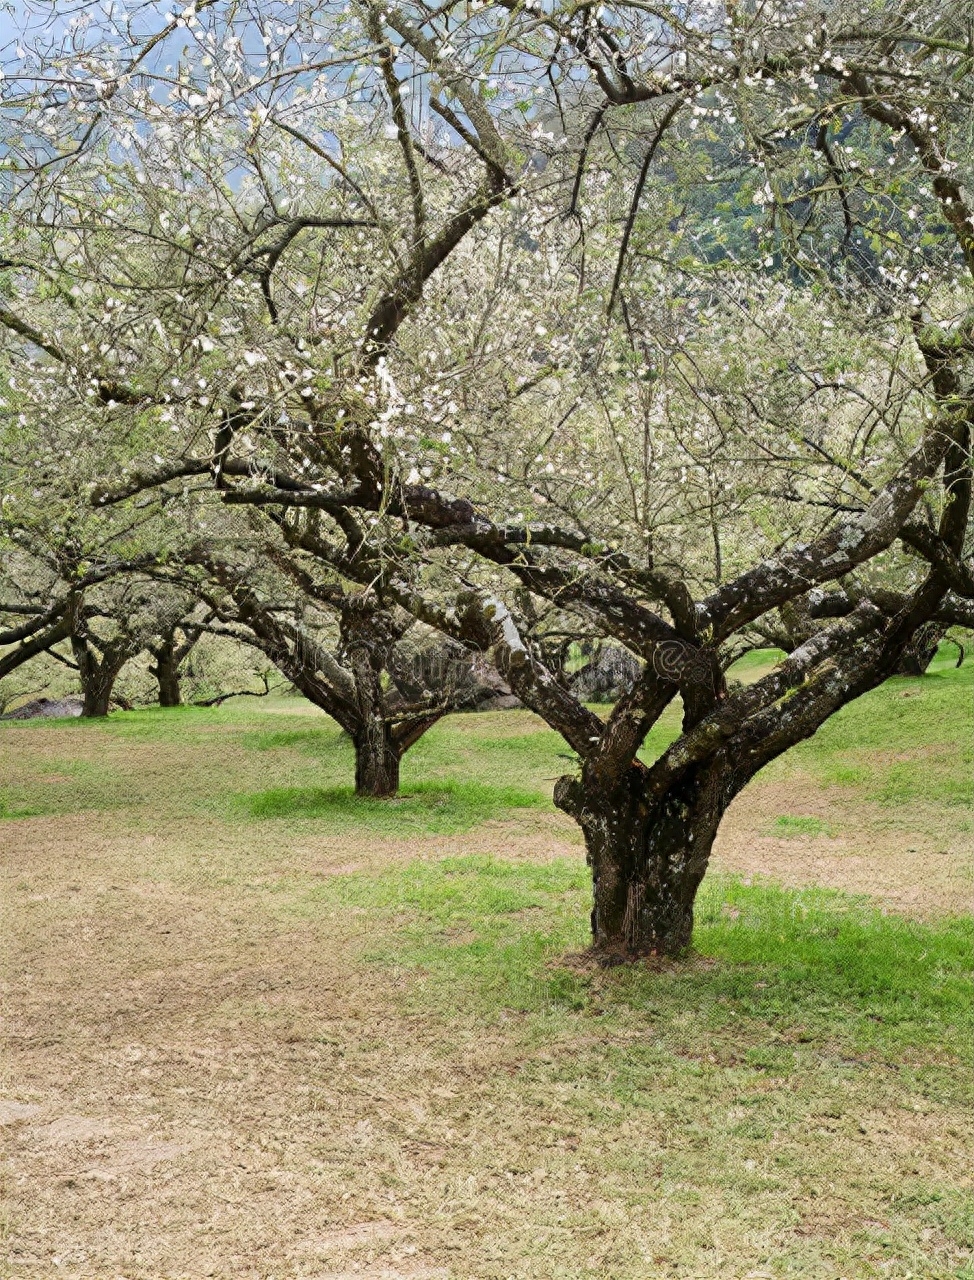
[342,596,410,798]
[81,679,114,718]
[348,669,403,798]
[72,635,132,718]
[555,760,729,960]
[76,654,125,717]
[353,722,402,798]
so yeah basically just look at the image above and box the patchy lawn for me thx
[1,651,971,1277]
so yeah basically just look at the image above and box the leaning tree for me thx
[3,0,972,956]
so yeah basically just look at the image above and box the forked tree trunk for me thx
[353,721,402,798]
[73,641,128,719]
[78,663,120,717]
[555,761,728,960]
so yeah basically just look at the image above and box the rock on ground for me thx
[0,696,84,721]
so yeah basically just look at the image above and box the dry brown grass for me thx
[713,775,972,917]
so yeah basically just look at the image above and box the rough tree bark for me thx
[340,596,409,798]
[475,585,967,961]
[71,633,133,717]
[353,722,401,797]
[555,758,731,958]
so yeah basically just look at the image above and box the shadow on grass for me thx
[241,779,548,834]
[313,857,973,1069]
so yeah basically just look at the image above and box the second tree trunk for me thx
[152,636,183,706]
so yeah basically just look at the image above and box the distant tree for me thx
[0,516,197,716]
[146,610,212,707]
[184,543,492,796]
[0,561,197,716]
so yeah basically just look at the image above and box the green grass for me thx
[0,755,143,821]
[246,724,347,753]
[307,856,972,1068]
[0,793,43,819]
[774,648,973,809]
[243,778,547,834]
[692,878,972,1060]
[726,645,787,680]
[3,645,969,817]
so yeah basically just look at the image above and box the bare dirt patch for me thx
[0,1100,42,1124]
[282,812,581,882]
[32,1114,116,1146]
[309,1271,448,1280]
[440,708,556,738]
[315,1222,399,1251]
